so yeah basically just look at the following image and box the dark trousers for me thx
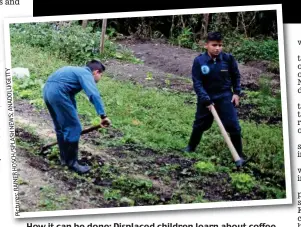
[43,82,82,164]
[188,94,244,157]
[43,82,82,143]
[193,94,241,134]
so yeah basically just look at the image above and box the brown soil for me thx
[14,99,282,213]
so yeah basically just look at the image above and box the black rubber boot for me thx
[183,128,203,153]
[65,141,91,174]
[230,134,249,168]
[230,134,246,159]
[56,135,66,166]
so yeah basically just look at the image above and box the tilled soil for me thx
[14,99,283,213]
[16,130,105,212]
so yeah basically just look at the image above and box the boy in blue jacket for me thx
[43,60,111,174]
[183,32,247,166]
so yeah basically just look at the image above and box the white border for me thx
[2,4,292,219]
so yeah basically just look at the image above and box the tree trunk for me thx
[201,13,210,39]
[100,19,107,54]
[82,20,88,28]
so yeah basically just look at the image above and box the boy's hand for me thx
[231,94,240,107]
[100,117,111,127]
[207,104,214,111]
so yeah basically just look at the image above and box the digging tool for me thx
[40,124,104,152]
[210,105,247,168]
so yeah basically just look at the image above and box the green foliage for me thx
[112,176,152,194]
[195,32,279,64]
[230,173,256,193]
[120,197,135,206]
[38,186,70,211]
[240,75,282,120]
[170,27,199,50]
[194,161,216,173]
[260,185,286,199]
[103,189,122,201]
[11,43,69,109]
[267,61,280,74]
[10,22,141,65]
[241,92,281,119]
[225,37,279,63]
[208,13,232,36]
[111,176,159,203]
[97,163,120,180]
[169,27,279,65]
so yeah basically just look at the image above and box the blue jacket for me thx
[45,66,106,116]
[192,51,241,104]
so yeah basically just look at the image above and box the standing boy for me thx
[183,32,247,166]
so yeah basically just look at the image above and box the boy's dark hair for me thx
[86,59,106,72]
[206,31,223,42]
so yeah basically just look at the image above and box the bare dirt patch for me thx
[116,39,280,91]
[104,59,193,93]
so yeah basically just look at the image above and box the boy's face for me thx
[205,40,223,57]
[93,70,102,83]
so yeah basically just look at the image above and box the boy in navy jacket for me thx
[183,32,246,165]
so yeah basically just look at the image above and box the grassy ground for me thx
[11,40,286,210]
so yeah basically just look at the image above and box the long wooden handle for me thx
[41,124,103,151]
[210,105,241,162]
[81,124,102,134]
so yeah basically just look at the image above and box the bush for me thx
[226,38,279,63]
[9,22,141,65]
[170,29,279,64]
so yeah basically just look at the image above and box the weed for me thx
[103,189,122,201]
[194,161,216,174]
[18,178,28,185]
[38,186,70,211]
[230,173,256,193]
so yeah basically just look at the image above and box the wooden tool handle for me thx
[81,124,102,134]
[210,105,240,162]
[41,124,103,151]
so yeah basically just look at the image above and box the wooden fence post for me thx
[100,19,107,54]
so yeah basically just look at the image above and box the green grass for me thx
[38,186,70,211]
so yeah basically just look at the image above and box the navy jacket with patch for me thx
[191,51,241,104]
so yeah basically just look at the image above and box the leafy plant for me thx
[230,173,256,193]
[104,189,122,200]
[194,161,216,173]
